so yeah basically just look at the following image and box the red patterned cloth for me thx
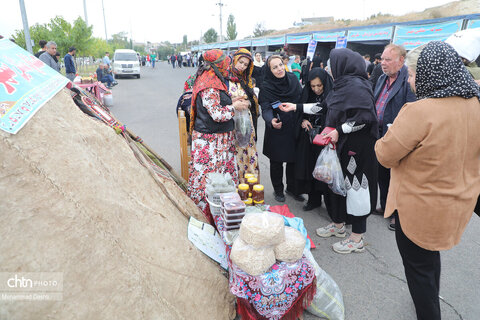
[213,214,316,320]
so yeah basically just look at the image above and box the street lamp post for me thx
[19,0,33,53]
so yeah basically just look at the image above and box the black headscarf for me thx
[301,67,333,103]
[311,55,323,69]
[326,48,377,136]
[259,56,302,104]
[416,41,479,100]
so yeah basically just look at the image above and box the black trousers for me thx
[270,160,295,195]
[395,216,441,320]
[378,162,390,210]
[324,190,368,234]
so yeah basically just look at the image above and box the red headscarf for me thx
[190,49,231,132]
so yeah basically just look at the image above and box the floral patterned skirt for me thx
[236,111,260,184]
[188,130,238,221]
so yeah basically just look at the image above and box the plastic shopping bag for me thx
[234,109,252,147]
[312,144,346,196]
[304,249,345,320]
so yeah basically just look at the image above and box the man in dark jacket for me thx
[64,47,76,81]
[373,44,416,230]
[369,53,383,89]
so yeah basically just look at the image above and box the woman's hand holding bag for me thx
[312,143,346,196]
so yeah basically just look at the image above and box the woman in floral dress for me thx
[188,49,250,223]
[228,49,260,183]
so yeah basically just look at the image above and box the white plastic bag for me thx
[313,144,346,196]
[234,109,252,147]
[304,249,345,320]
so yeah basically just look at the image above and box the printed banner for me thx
[0,38,69,134]
[306,39,317,60]
[467,19,480,29]
[239,40,252,47]
[266,36,285,46]
[286,34,312,44]
[252,38,267,47]
[347,27,393,41]
[335,36,348,48]
[313,31,346,42]
[393,20,463,50]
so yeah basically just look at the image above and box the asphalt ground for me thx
[109,61,480,320]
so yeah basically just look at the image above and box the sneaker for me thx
[332,238,365,254]
[388,217,396,231]
[273,192,285,202]
[316,223,346,238]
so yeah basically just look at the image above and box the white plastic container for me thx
[103,92,113,107]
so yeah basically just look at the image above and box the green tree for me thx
[182,35,188,49]
[108,32,130,51]
[226,14,237,40]
[253,23,270,37]
[87,37,112,58]
[203,28,218,43]
[70,17,93,56]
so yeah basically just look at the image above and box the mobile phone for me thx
[271,101,281,109]
[276,113,281,122]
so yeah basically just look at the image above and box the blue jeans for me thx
[101,75,113,86]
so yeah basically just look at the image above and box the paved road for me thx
[109,61,480,320]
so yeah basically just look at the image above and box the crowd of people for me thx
[168,53,199,69]
[184,30,480,319]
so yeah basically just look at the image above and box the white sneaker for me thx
[332,238,365,254]
[316,223,346,238]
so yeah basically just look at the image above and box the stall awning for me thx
[393,19,463,50]
[266,36,285,46]
[252,38,267,47]
[347,27,393,42]
[313,31,346,42]
[228,41,239,48]
[467,19,480,29]
[219,42,228,49]
[286,34,312,44]
[239,40,252,47]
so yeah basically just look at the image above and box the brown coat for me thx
[375,96,480,251]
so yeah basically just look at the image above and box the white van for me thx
[112,49,141,78]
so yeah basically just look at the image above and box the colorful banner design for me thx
[393,19,463,50]
[313,31,346,42]
[228,41,239,48]
[239,40,252,47]
[347,27,393,41]
[252,38,267,47]
[0,39,69,134]
[266,36,286,46]
[306,39,318,60]
[335,36,348,48]
[286,34,312,44]
[467,19,480,29]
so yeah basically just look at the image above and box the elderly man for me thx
[373,44,416,230]
[39,41,60,72]
[64,46,76,81]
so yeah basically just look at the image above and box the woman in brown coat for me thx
[375,41,480,320]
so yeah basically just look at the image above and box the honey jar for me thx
[252,184,265,204]
[247,177,258,197]
[238,184,249,201]
[243,198,253,206]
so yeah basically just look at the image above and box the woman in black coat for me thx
[259,55,303,202]
[294,67,333,211]
[281,48,378,254]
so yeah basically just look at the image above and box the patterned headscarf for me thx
[416,41,479,100]
[190,49,231,132]
[229,48,259,120]
[184,73,196,93]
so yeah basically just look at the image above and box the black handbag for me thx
[308,125,322,144]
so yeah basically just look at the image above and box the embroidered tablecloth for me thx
[214,214,316,320]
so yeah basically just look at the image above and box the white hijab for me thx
[253,53,264,67]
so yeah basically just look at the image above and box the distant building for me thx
[301,17,334,24]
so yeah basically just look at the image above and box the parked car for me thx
[112,49,141,79]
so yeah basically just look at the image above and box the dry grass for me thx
[266,0,480,36]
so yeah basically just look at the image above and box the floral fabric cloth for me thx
[213,214,316,320]
[187,88,238,222]
[228,81,260,183]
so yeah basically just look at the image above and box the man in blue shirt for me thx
[64,47,76,81]
[103,52,111,67]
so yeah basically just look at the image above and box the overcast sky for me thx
[2,0,458,44]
